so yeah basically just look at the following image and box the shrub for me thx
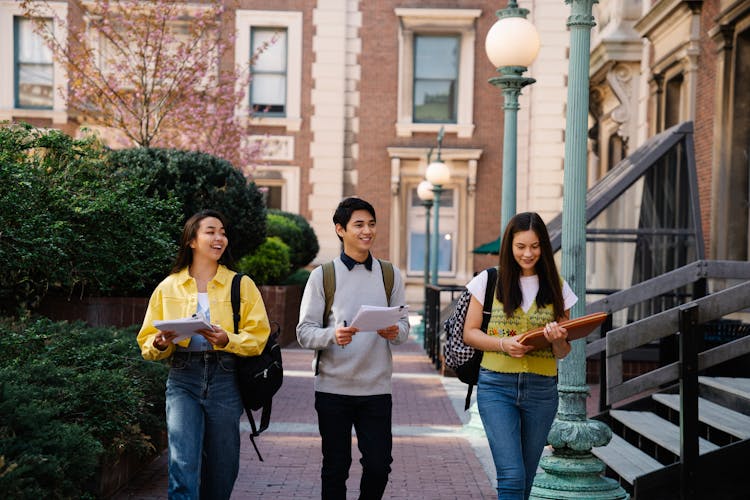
[0,124,180,314]
[269,209,319,269]
[266,213,302,273]
[237,237,291,285]
[0,317,168,498]
[282,268,311,286]
[108,148,267,260]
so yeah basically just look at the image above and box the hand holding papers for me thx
[350,305,409,332]
[153,313,213,343]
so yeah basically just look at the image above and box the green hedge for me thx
[0,124,180,314]
[108,148,267,261]
[0,317,168,499]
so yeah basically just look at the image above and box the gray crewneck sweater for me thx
[296,257,410,396]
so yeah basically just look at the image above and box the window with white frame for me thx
[413,35,459,123]
[407,186,456,275]
[0,2,67,122]
[235,10,301,131]
[395,8,480,138]
[14,16,53,109]
[251,27,287,116]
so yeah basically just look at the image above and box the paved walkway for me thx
[114,337,498,499]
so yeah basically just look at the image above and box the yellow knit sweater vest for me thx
[480,296,558,376]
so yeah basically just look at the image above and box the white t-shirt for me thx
[179,292,212,351]
[466,269,578,313]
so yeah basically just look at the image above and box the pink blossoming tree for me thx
[21,0,268,172]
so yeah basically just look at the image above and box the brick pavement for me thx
[114,337,498,499]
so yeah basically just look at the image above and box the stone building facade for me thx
[14,1,746,303]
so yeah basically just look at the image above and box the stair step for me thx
[699,376,750,401]
[653,393,750,439]
[591,433,663,484]
[610,410,719,455]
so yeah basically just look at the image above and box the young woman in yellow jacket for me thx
[137,209,270,499]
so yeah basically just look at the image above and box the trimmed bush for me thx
[266,213,302,272]
[0,317,168,498]
[269,209,319,269]
[237,236,291,285]
[108,148,267,260]
[0,124,180,314]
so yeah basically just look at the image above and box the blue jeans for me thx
[477,369,559,500]
[166,351,244,500]
[315,392,393,500]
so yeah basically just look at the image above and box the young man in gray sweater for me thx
[296,197,410,500]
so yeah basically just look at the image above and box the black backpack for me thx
[231,273,283,461]
[442,267,497,410]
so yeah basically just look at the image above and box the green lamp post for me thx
[416,179,434,346]
[425,130,450,286]
[485,0,540,231]
[530,1,628,498]
[417,180,434,290]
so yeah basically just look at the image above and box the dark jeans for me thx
[314,392,393,500]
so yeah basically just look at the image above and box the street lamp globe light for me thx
[485,16,540,68]
[417,180,435,201]
[425,161,450,186]
[485,1,540,231]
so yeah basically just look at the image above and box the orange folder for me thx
[515,311,608,350]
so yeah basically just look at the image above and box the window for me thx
[251,28,287,116]
[14,17,53,109]
[394,8,480,138]
[413,35,458,123]
[235,10,302,131]
[0,2,67,122]
[407,186,456,275]
[252,163,300,214]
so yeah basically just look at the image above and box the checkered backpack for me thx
[443,267,497,410]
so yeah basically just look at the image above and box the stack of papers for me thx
[350,305,409,331]
[153,313,212,343]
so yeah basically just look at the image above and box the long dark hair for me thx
[496,212,565,318]
[171,209,233,273]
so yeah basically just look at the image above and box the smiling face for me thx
[190,216,228,262]
[512,229,541,276]
[336,209,376,261]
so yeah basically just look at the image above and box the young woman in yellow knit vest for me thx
[463,212,577,500]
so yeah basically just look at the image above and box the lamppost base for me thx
[530,451,629,500]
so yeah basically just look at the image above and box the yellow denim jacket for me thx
[137,265,270,361]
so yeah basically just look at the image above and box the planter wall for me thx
[36,296,149,328]
[36,286,304,347]
[259,284,303,347]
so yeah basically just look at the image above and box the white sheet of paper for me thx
[349,305,409,332]
[153,314,212,343]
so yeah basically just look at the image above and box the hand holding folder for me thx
[515,312,608,350]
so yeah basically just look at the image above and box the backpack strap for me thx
[316,259,395,375]
[231,272,266,461]
[481,267,497,332]
[322,261,335,328]
[464,267,498,410]
[231,273,243,334]
[378,259,394,306]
